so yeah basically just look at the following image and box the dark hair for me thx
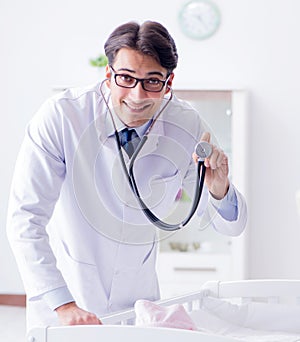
[104,21,178,74]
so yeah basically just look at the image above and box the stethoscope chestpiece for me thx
[194,141,212,161]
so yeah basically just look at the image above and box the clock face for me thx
[178,0,221,40]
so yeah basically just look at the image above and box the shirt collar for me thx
[105,98,153,138]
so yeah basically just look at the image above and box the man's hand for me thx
[193,131,229,200]
[55,302,102,326]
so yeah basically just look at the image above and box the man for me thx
[7,21,247,330]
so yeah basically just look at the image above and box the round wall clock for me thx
[178,0,221,40]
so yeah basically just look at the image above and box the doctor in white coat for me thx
[7,21,247,331]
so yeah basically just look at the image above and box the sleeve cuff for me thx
[209,183,238,221]
[43,286,74,311]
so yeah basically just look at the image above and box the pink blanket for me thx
[134,300,197,330]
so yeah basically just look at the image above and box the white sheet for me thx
[189,296,300,342]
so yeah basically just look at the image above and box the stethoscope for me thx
[100,79,212,231]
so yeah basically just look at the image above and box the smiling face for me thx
[105,48,174,127]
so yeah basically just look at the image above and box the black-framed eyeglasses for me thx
[110,66,169,93]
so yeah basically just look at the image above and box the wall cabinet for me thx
[157,252,231,298]
[157,89,249,299]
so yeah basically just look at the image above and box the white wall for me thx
[1,0,300,292]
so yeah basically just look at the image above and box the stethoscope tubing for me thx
[129,146,206,231]
[100,80,206,231]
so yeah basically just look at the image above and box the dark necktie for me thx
[119,128,140,158]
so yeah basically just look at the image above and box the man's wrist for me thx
[55,301,76,312]
[210,182,238,221]
[43,286,75,311]
[209,179,230,200]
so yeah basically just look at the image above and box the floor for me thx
[0,305,26,341]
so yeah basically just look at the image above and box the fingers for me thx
[192,152,198,164]
[200,131,211,143]
[192,132,211,164]
[198,131,225,169]
[195,132,229,199]
[78,312,102,325]
[194,131,227,171]
[56,302,102,326]
[208,146,226,170]
[65,311,101,326]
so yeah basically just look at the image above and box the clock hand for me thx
[196,14,208,29]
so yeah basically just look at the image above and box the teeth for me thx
[126,102,149,111]
[131,105,145,110]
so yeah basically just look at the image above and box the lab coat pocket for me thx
[108,242,159,311]
[144,172,181,218]
[142,239,157,265]
[56,240,106,314]
[110,260,159,311]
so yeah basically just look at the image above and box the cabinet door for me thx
[158,89,249,291]
[157,252,232,298]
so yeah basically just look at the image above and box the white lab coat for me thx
[6,83,247,331]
